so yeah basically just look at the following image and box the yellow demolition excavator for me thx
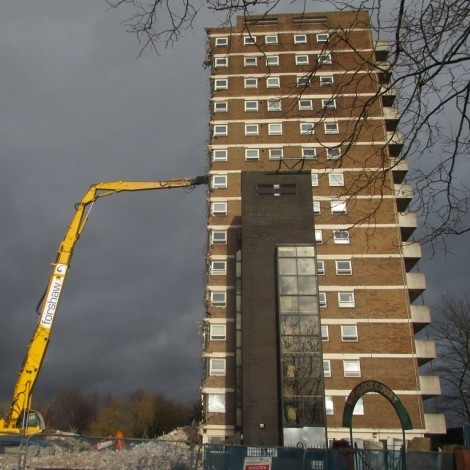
[0,176,208,435]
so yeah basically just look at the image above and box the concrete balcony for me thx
[410,305,431,333]
[383,106,400,121]
[389,157,408,183]
[380,86,397,107]
[402,241,422,271]
[394,183,413,211]
[387,130,404,157]
[419,375,441,399]
[406,272,426,301]
[424,413,446,434]
[398,212,417,240]
[415,339,436,366]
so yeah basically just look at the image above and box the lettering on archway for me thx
[342,380,413,431]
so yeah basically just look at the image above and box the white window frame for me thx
[338,292,355,308]
[295,54,309,65]
[214,57,228,67]
[244,77,258,88]
[317,33,329,43]
[211,174,228,189]
[210,324,227,341]
[266,76,280,88]
[207,393,226,412]
[343,359,361,377]
[210,260,227,276]
[336,260,352,275]
[294,34,307,44]
[244,100,258,111]
[214,78,228,90]
[341,325,358,342]
[269,148,283,160]
[213,101,228,113]
[210,291,227,307]
[318,292,327,308]
[318,53,332,64]
[244,56,257,67]
[317,259,325,275]
[300,122,315,135]
[331,199,347,214]
[211,230,227,245]
[320,75,334,86]
[215,37,228,47]
[211,201,228,215]
[302,148,317,159]
[326,147,341,159]
[268,123,283,135]
[267,99,282,112]
[321,325,329,342]
[333,230,350,244]
[298,99,313,110]
[311,173,319,186]
[313,200,321,214]
[245,148,260,161]
[297,76,311,87]
[212,149,228,161]
[315,229,323,244]
[329,173,344,186]
[324,121,339,134]
[265,35,278,45]
[322,98,337,109]
[209,358,226,376]
[266,55,280,66]
[325,395,334,414]
[245,123,259,136]
[324,361,332,378]
[244,35,257,45]
[213,124,228,137]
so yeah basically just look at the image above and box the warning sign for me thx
[243,457,272,470]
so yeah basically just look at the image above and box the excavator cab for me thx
[17,410,45,434]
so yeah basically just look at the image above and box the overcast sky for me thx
[0,1,468,409]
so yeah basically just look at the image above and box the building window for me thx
[268,123,283,135]
[318,53,332,64]
[207,393,226,412]
[267,99,282,111]
[327,147,341,159]
[320,75,334,87]
[300,122,315,135]
[211,230,227,245]
[245,124,259,136]
[294,34,307,44]
[244,77,258,88]
[245,100,258,111]
[313,200,321,214]
[210,260,227,275]
[333,230,350,244]
[214,57,228,67]
[343,359,361,377]
[299,99,313,110]
[269,148,283,160]
[336,260,352,275]
[311,173,319,186]
[265,34,278,45]
[302,148,317,159]
[210,291,227,307]
[315,229,323,244]
[210,324,227,340]
[317,33,329,43]
[266,76,280,88]
[295,54,309,65]
[325,395,334,414]
[317,259,325,275]
[341,325,358,342]
[266,55,279,66]
[211,174,227,189]
[214,79,228,90]
[215,37,228,47]
[211,201,228,215]
[212,149,228,161]
[322,98,337,109]
[323,360,331,377]
[324,122,339,134]
[331,199,347,214]
[209,358,226,375]
[329,173,344,186]
[213,101,228,113]
[352,397,364,415]
[213,125,228,137]
[318,292,327,308]
[245,148,260,161]
[297,76,311,87]
[244,56,257,67]
[338,292,355,308]
[244,35,257,45]
[321,325,329,341]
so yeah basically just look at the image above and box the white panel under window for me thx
[324,122,339,134]
[268,123,283,135]
[213,125,228,137]
[325,395,334,414]
[333,230,350,244]
[211,174,227,189]
[244,35,257,45]
[244,77,258,88]
[269,148,283,160]
[320,75,334,86]
[214,57,228,67]
[267,99,282,112]
[266,55,279,66]
[331,199,347,214]
[211,202,228,215]
[244,56,257,67]
[208,393,226,412]
[212,149,228,161]
[311,173,319,186]
[265,35,278,45]
[315,229,323,244]
[210,324,227,340]
[338,292,355,307]
[343,359,361,377]
[336,260,352,275]
[245,124,259,136]
[211,260,227,275]
[317,260,325,275]
[302,148,317,159]
[299,99,313,110]
[329,173,344,186]
[266,76,280,88]
[245,148,260,161]
[341,325,358,341]
[211,230,227,245]
[327,147,341,159]
[214,101,228,112]
[245,100,258,111]
[210,291,227,307]
[209,358,226,375]
[294,34,307,44]
[214,79,228,90]
[215,37,228,47]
